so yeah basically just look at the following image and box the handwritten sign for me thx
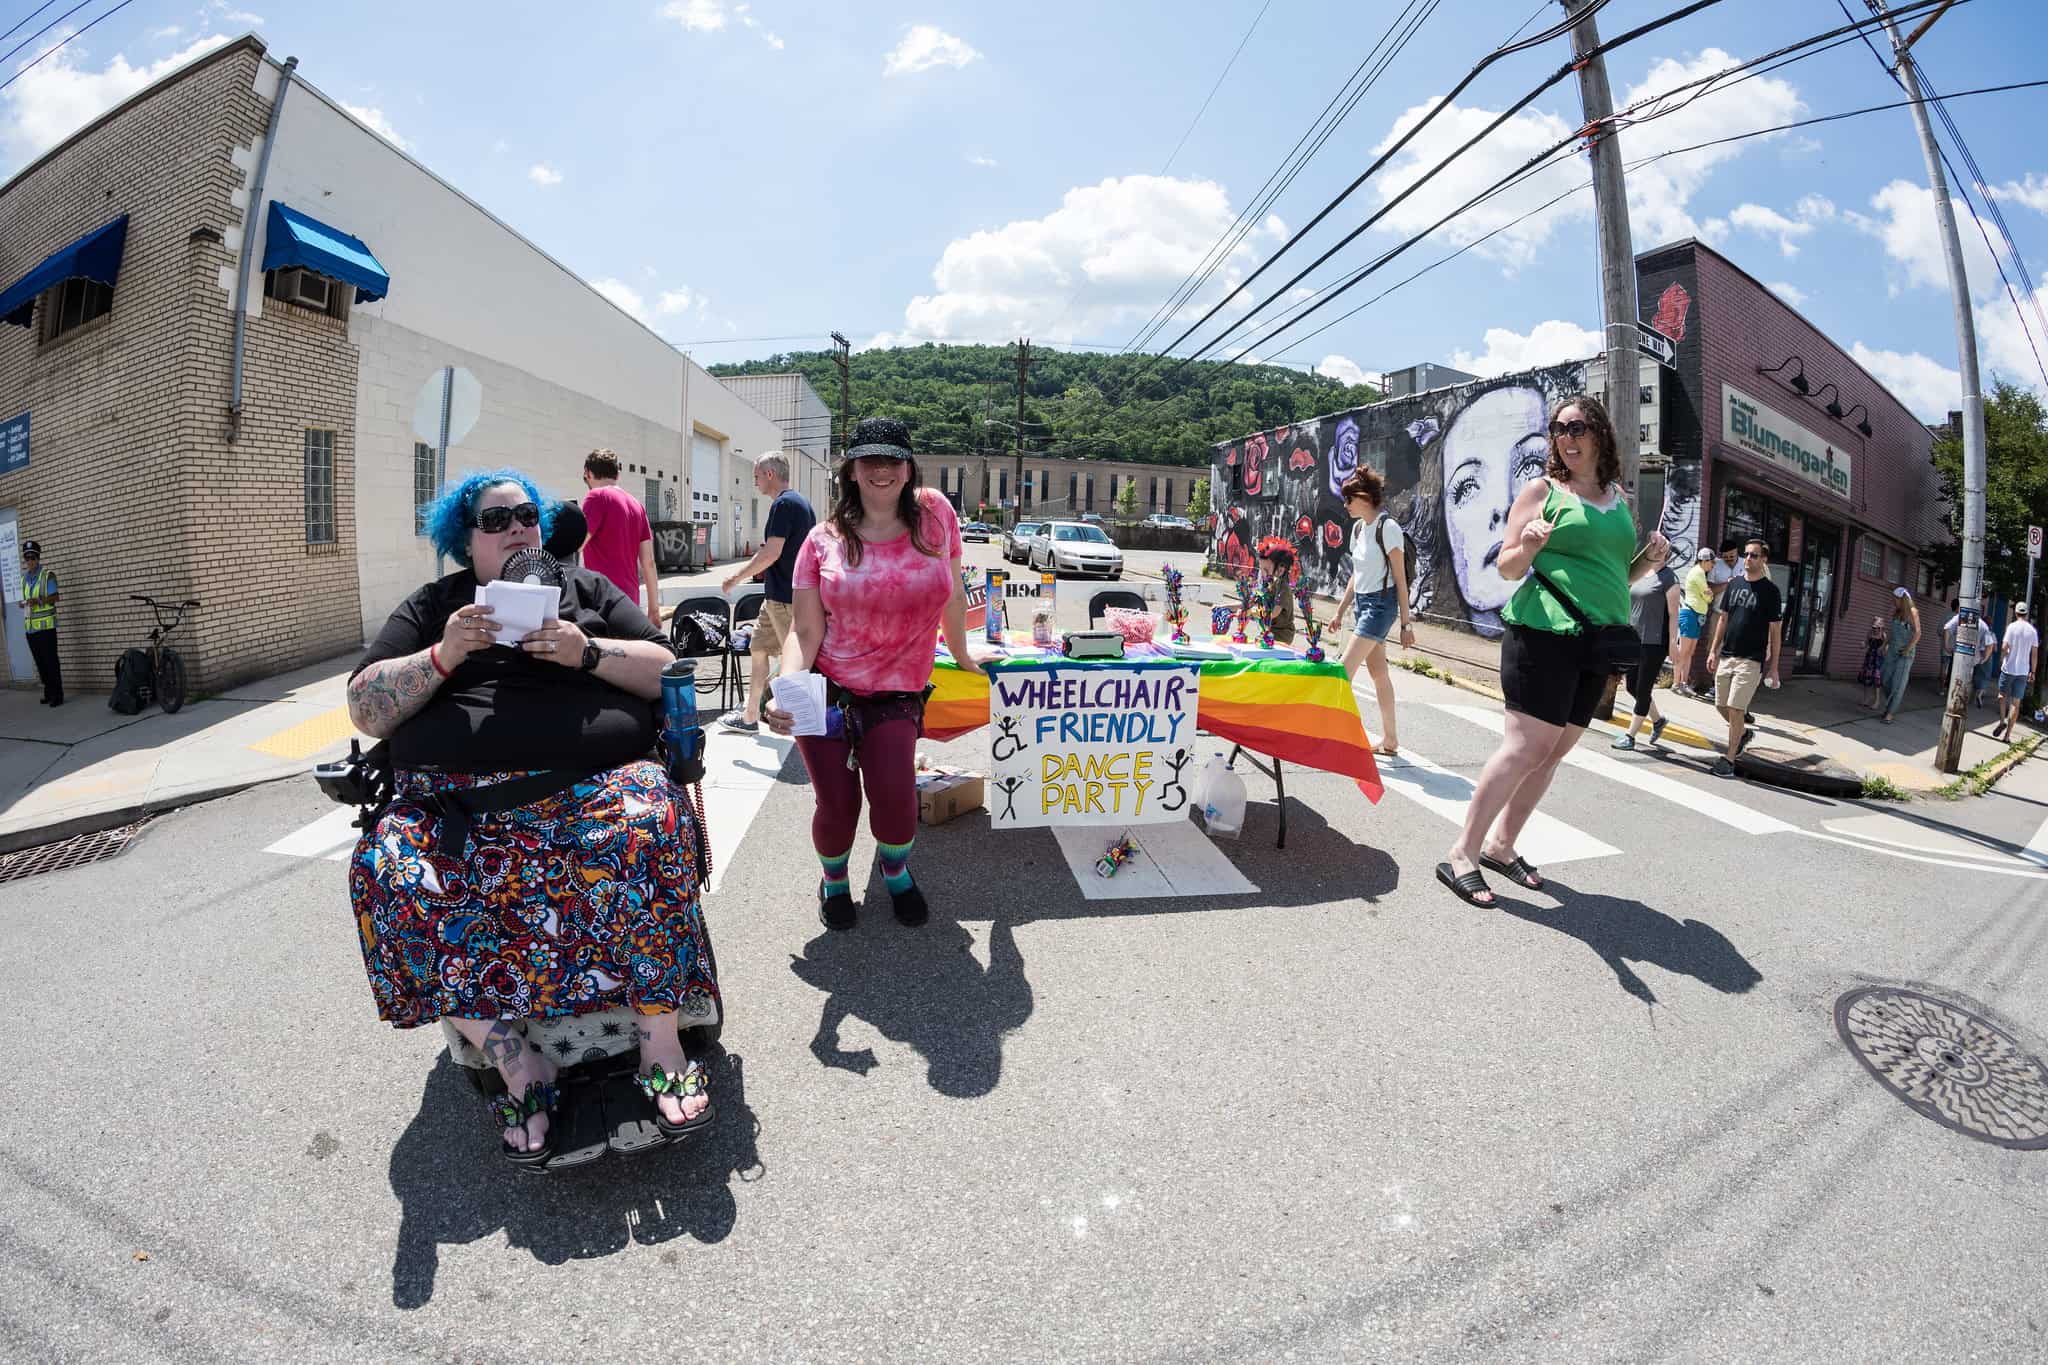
[987,659,1200,828]
[0,412,27,476]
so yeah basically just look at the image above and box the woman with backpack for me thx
[1332,468,1415,757]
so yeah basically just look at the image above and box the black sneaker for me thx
[1711,758,1738,778]
[889,882,929,927]
[720,714,759,733]
[819,883,857,931]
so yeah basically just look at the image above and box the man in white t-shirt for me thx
[1993,602,2038,740]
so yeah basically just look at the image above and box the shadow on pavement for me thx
[786,793,1395,1098]
[1492,876,1763,1006]
[386,1047,761,1309]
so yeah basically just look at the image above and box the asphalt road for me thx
[4,574,2047,1362]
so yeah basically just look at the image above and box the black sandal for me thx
[636,1059,714,1140]
[491,1080,559,1168]
[1435,862,1496,906]
[1479,852,1543,890]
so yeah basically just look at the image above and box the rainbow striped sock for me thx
[877,838,915,894]
[819,850,852,899]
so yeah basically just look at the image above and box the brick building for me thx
[0,36,783,696]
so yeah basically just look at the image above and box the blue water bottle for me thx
[660,658,706,784]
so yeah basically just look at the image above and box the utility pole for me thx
[829,331,851,456]
[1013,338,1033,526]
[1561,0,1643,517]
[1875,0,1981,773]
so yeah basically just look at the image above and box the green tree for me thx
[1115,478,1139,520]
[1186,477,1211,521]
[1927,380,2048,605]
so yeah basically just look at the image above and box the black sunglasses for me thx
[1743,550,1767,560]
[471,501,541,533]
[1549,418,1592,438]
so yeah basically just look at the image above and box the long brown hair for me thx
[829,456,940,567]
[1545,394,1622,490]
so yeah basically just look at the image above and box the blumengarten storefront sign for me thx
[1722,384,1851,500]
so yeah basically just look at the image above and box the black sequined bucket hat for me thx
[845,416,915,462]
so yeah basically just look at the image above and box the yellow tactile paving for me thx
[247,705,360,760]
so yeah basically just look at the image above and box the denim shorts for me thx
[1676,607,1705,640]
[1999,671,2029,701]
[1351,585,1399,642]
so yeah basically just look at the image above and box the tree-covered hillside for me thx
[708,343,1380,467]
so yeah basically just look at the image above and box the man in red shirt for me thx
[580,449,662,627]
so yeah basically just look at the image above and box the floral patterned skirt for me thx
[348,759,716,1029]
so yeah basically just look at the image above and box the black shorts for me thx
[1501,623,1609,729]
[1627,646,1667,714]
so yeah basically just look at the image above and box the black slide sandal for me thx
[1480,853,1543,890]
[1435,862,1496,906]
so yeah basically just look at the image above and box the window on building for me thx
[1858,539,1883,578]
[305,430,336,544]
[413,442,436,534]
[1164,477,1174,510]
[1085,476,1095,511]
[263,267,350,321]
[39,277,112,344]
[1069,474,1078,511]
[1915,561,1937,598]
[1887,547,1906,584]
[998,470,1009,502]
[1149,476,1159,509]
[937,466,950,495]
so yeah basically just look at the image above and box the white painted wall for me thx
[717,372,834,512]
[223,59,783,630]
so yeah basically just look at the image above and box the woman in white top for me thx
[1331,468,1415,756]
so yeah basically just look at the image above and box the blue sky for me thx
[4,0,2044,418]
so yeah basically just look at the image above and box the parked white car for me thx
[1003,521,1043,563]
[1143,513,1195,530]
[1031,521,1123,579]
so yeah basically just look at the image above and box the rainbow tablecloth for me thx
[927,643,1382,802]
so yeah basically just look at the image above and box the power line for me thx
[1158,0,1273,176]
[1169,0,1963,376]
[0,1,61,46]
[0,0,139,93]
[0,0,94,70]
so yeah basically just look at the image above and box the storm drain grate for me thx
[1836,986,2048,1151]
[0,818,154,885]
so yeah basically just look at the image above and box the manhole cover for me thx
[0,818,154,885]
[1835,987,2048,1150]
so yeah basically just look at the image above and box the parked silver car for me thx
[1031,521,1122,579]
[1003,521,1043,563]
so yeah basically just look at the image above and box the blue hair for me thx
[422,468,555,567]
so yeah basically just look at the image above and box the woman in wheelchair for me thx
[346,469,716,1166]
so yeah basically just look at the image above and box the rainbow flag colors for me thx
[926,648,1382,802]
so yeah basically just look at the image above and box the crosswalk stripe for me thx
[262,806,359,861]
[1430,703,1796,836]
[1371,748,1621,866]
[2023,810,2048,870]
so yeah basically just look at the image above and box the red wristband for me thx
[429,644,451,679]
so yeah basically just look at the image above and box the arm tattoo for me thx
[346,648,443,738]
[601,644,627,661]
[480,1020,524,1069]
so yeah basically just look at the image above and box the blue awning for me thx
[261,201,390,303]
[0,215,129,328]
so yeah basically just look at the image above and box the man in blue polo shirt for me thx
[720,451,816,731]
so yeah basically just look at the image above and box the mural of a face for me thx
[1440,386,1549,612]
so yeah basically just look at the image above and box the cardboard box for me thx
[916,767,985,826]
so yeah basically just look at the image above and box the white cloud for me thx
[762,31,785,49]
[657,288,695,316]
[150,25,184,40]
[1318,354,1371,386]
[884,25,981,77]
[1727,203,1810,256]
[1766,281,1809,308]
[1,33,230,166]
[966,152,998,168]
[591,278,650,323]
[1989,174,2048,215]
[891,175,1285,346]
[1358,48,1803,272]
[1977,282,2048,391]
[1846,179,1998,297]
[1851,342,1960,420]
[527,163,563,187]
[344,103,410,151]
[207,1,264,23]
[1451,320,1602,377]
[661,0,727,31]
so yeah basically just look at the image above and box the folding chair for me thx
[668,594,735,711]
[1088,589,1148,625]
[726,593,766,708]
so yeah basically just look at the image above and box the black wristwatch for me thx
[579,641,603,672]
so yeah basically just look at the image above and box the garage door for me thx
[690,433,722,560]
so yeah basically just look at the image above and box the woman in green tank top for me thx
[1436,395,1671,908]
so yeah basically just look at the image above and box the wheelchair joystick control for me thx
[661,658,707,786]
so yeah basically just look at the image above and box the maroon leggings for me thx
[795,717,919,856]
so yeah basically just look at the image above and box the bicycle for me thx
[117,594,201,714]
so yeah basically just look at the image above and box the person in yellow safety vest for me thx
[18,539,61,706]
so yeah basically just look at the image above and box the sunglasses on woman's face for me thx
[1549,418,1592,439]
[471,501,541,533]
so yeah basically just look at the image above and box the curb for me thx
[0,774,290,857]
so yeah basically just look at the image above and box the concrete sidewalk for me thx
[0,656,366,854]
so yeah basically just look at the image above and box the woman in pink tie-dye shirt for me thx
[766,417,983,931]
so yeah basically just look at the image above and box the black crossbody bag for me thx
[1529,568,1642,673]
